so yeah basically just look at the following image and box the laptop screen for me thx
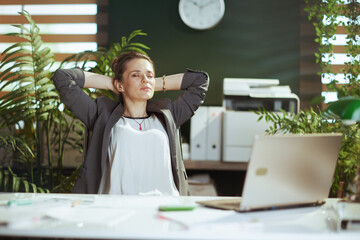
[240,133,343,211]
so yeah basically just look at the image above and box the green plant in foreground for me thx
[255,107,360,197]
[0,11,85,193]
[0,10,150,193]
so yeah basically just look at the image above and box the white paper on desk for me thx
[160,208,263,232]
[46,206,135,227]
[0,208,43,229]
[160,208,236,226]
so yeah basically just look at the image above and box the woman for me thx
[53,51,209,196]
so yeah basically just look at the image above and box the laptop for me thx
[197,133,343,212]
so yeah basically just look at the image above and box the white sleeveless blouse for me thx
[98,114,179,196]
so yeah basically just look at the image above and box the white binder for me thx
[206,107,223,161]
[190,106,223,161]
[190,106,207,160]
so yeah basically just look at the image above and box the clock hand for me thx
[188,0,201,8]
[200,0,217,8]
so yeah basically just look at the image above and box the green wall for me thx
[109,0,301,106]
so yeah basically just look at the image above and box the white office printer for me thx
[222,78,299,162]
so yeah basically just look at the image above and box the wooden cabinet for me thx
[184,160,247,171]
[184,160,247,196]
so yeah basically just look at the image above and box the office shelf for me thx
[184,160,248,171]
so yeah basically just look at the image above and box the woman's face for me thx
[118,58,155,102]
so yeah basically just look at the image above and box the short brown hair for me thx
[111,51,154,82]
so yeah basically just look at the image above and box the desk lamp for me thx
[325,96,360,123]
[325,96,360,202]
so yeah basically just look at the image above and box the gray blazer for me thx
[52,68,209,195]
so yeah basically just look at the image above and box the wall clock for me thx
[179,0,225,30]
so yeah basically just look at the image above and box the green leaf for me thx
[37,57,54,71]
[37,83,56,93]
[12,176,20,192]
[35,77,51,86]
[121,36,127,48]
[6,32,31,41]
[38,104,57,113]
[37,91,58,99]
[0,68,35,82]
[1,48,29,63]
[127,29,147,42]
[2,42,32,55]
[122,46,148,55]
[8,24,30,34]
[3,170,9,192]
[36,70,51,80]
[30,183,37,193]
[128,42,150,50]
[22,180,30,192]
[37,187,45,193]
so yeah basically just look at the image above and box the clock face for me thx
[179,0,225,30]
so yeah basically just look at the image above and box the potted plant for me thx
[324,96,360,201]
[0,10,149,193]
[256,0,360,197]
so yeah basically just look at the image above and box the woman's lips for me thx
[141,86,152,91]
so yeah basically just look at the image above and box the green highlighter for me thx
[7,199,33,206]
[158,205,196,211]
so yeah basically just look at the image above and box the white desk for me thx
[0,193,359,240]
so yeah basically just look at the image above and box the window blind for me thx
[0,0,98,97]
[321,2,360,104]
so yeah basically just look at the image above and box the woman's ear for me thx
[114,79,124,92]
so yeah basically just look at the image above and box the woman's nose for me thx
[141,74,150,82]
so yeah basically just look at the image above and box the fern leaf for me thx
[37,113,50,121]
[0,62,26,79]
[37,83,55,93]
[8,24,30,34]
[0,104,35,121]
[0,96,34,111]
[36,69,51,80]
[38,51,55,66]
[3,170,9,192]
[128,42,150,50]
[22,180,30,192]
[38,104,57,112]
[37,58,54,71]
[0,86,35,102]
[122,46,148,55]
[6,32,31,41]
[37,91,58,98]
[20,10,33,23]
[30,183,37,193]
[121,36,127,48]
[0,102,30,116]
[41,98,59,106]
[0,56,33,70]
[127,29,147,42]
[37,47,53,58]
[2,42,32,55]
[12,175,20,192]
[36,77,52,86]
[32,35,43,52]
[0,67,35,82]
[1,49,30,63]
